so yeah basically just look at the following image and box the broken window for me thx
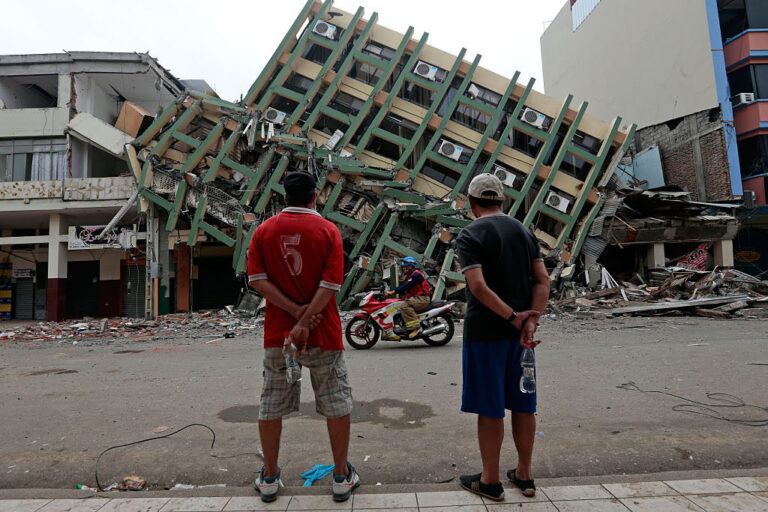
[738,135,768,178]
[302,42,333,65]
[283,73,314,95]
[314,114,349,137]
[421,159,460,189]
[436,77,462,118]
[451,103,493,134]
[362,41,396,61]
[0,139,67,181]
[379,113,419,140]
[466,83,501,108]
[505,130,544,158]
[350,107,379,146]
[332,36,358,72]
[0,75,58,109]
[347,60,384,86]
[560,153,593,181]
[365,136,402,161]
[572,130,601,155]
[269,95,299,117]
[328,91,365,116]
[399,80,436,109]
[383,54,409,93]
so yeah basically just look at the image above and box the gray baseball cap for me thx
[468,173,504,200]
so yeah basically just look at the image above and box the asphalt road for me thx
[1,315,767,490]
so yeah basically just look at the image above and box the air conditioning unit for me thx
[313,20,337,40]
[467,83,480,99]
[520,107,547,129]
[413,61,438,81]
[262,107,287,125]
[437,140,462,161]
[493,165,516,188]
[733,92,756,107]
[323,129,344,150]
[338,148,352,158]
[546,192,570,213]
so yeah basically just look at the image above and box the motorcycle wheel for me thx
[345,317,381,349]
[422,313,455,346]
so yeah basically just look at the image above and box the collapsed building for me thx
[115,0,637,317]
[1,1,645,321]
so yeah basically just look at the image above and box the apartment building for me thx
[0,52,184,320]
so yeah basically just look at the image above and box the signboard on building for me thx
[12,268,35,278]
[68,225,137,251]
[678,242,711,271]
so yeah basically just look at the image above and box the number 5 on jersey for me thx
[280,234,302,276]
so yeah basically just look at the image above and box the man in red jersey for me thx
[247,171,360,503]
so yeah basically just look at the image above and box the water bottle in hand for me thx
[519,347,536,394]
[283,338,302,384]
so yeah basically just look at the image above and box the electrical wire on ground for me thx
[618,381,768,427]
[95,423,216,491]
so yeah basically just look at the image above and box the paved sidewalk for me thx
[2,476,768,511]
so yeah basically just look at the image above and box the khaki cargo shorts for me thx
[259,346,353,421]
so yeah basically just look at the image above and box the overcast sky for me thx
[3,0,567,102]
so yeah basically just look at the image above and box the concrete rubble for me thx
[0,309,261,344]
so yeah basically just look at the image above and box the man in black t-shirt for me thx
[455,173,550,502]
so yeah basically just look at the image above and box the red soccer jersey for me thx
[247,207,344,350]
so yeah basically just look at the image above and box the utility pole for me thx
[144,202,156,320]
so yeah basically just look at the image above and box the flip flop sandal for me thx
[507,468,535,497]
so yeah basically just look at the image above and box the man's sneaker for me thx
[254,466,281,502]
[332,462,361,501]
[460,473,505,502]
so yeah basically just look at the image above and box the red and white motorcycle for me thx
[344,289,456,349]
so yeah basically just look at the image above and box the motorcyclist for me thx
[385,256,431,338]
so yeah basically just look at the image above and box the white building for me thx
[0,52,186,321]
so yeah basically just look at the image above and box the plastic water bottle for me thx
[283,339,302,384]
[519,347,536,393]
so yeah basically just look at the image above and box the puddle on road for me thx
[218,398,434,429]
[27,369,78,376]
[114,350,144,354]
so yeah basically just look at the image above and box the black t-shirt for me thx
[456,214,543,342]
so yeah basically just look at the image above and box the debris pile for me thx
[550,267,768,319]
[0,308,260,343]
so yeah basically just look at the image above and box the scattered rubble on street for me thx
[0,308,261,344]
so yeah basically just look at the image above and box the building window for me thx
[379,113,419,140]
[560,153,593,181]
[0,139,67,181]
[399,81,436,109]
[365,136,402,162]
[314,114,349,137]
[466,83,502,108]
[328,91,365,117]
[572,130,601,154]
[362,41,397,61]
[347,60,384,86]
[451,103,493,134]
[283,73,314,95]
[421,160,460,189]
[571,0,602,30]
[738,135,768,178]
[0,75,58,109]
[730,64,768,100]
[719,0,768,41]
[269,96,299,117]
[302,42,332,65]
